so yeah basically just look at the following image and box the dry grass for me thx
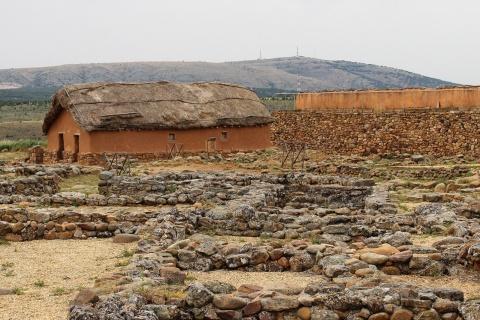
[0,121,43,141]
[58,174,100,195]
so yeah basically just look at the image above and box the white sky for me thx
[1,0,479,85]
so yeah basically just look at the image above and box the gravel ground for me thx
[188,270,323,288]
[0,239,137,320]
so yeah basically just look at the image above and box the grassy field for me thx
[0,103,49,122]
[0,102,48,142]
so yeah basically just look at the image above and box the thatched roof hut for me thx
[43,81,273,134]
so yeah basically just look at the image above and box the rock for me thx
[432,298,458,313]
[4,233,22,242]
[212,294,247,310]
[381,232,412,247]
[357,243,400,256]
[159,267,186,285]
[310,308,339,320]
[319,254,350,269]
[369,313,389,320]
[459,300,480,320]
[297,307,311,320]
[391,309,413,320]
[12,222,24,233]
[446,184,462,193]
[142,304,179,320]
[381,266,401,275]
[202,282,236,294]
[263,283,304,296]
[412,309,440,320]
[77,222,96,231]
[360,253,389,265]
[324,265,350,278]
[69,306,99,320]
[243,299,262,315]
[196,241,218,256]
[432,237,466,248]
[185,283,214,308]
[238,284,263,294]
[355,268,375,277]
[112,234,140,243]
[434,183,446,193]
[177,249,197,263]
[99,171,114,180]
[72,289,100,306]
[289,251,314,272]
[225,254,249,268]
[216,309,242,320]
[0,221,12,236]
[389,251,413,263]
[260,294,299,311]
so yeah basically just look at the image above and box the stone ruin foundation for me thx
[0,164,480,319]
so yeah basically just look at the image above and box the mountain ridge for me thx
[0,57,458,99]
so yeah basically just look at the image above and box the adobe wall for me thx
[271,110,480,156]
[45,109,271,164]
[296,86,480,111]
[87,125,271,153]
[46,109,90,153]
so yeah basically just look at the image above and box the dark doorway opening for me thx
[73,134,79,162]
[58,133,64,160]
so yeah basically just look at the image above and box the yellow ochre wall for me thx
[295,87,480,110]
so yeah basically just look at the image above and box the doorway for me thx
[73,134,79,162]
[57,133,64,160]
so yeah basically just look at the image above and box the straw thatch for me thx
[42,81,273,134]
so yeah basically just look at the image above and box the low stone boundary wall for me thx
[272,110,480,156]
[98,171,374,209]
[70,279,478,320]
[308,163,473,180]
[0,173,58,196]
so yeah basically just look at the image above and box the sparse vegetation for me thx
[58,174,99,195]
[34,280,46,287]
[114,259,131,267]
[12,287,25,295]
[51,287,66,296]
[120,248,135,258]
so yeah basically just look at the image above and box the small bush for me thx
[0,240,10,246]
[51,287,66,296]
[120,249,135,258]
[12,287,24,295]
[34,280,46,287]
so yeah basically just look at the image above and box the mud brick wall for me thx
[272,110,480,156]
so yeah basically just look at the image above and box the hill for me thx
[0,57,458,100]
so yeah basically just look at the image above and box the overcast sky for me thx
[1,0,479,85]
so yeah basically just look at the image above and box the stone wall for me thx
[0,173,58,196]
[272,110,480,156]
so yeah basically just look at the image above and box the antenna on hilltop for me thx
[296,45,299,57]
[259,49,262,60]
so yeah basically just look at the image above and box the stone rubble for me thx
[1,162,480,318]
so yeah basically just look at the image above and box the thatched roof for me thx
[42,81,273,134]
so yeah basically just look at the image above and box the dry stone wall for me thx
[272,110,480,156]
